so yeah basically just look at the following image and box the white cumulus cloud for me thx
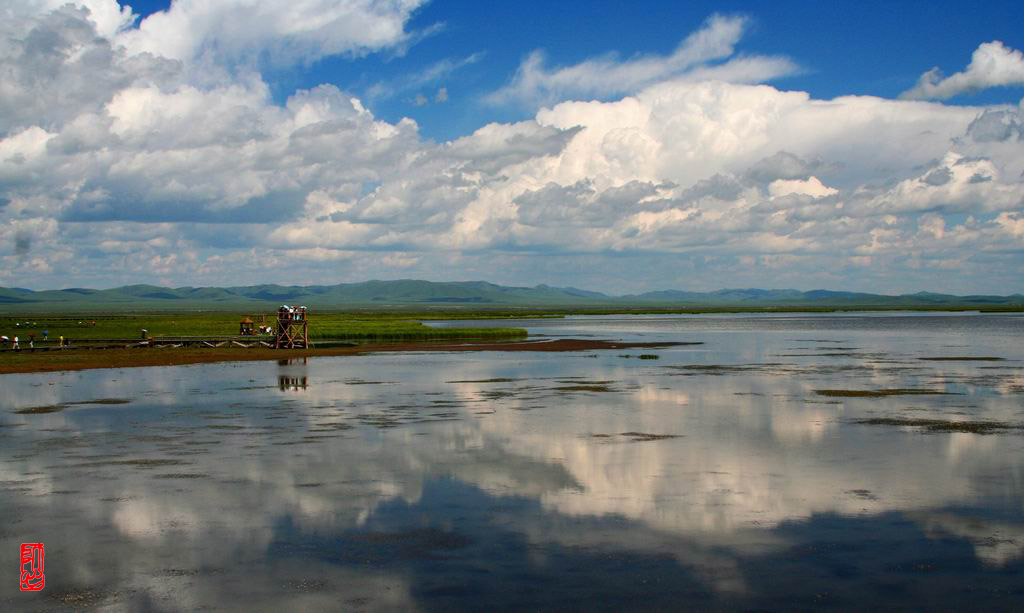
[15,0,425,73]
[902,41,1024,100]
[487,14,798,107]
[768,177,838,199]
[1,4,1023,293]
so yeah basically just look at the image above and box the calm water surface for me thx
[2,313,1023,610]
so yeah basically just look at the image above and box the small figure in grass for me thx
[13,336,19,350]
[59,335,64,347]
[28,333,34,348]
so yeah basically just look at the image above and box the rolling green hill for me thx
[1,280,1022,311]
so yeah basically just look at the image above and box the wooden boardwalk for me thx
[0,336,281,352]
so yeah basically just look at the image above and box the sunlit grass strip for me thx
[0,314,526,342]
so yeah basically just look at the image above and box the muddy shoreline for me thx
[0,338,690,375]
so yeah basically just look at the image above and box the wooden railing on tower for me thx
[274,306,309,349]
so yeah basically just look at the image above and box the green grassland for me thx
[4,301,1023,346]
[0,312,527,343]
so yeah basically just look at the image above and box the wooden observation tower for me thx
[274,305,310,349]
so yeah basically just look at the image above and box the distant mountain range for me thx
[1,280,1022,311]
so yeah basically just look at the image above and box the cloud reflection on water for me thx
[1,315,1023,608]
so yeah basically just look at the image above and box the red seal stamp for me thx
[20,543,44,591]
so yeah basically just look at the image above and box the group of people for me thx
[278,305,308,321]
[1,333,36,348]
[1,332,67,349]
[1,334,30,348]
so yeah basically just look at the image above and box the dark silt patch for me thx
[846,489,879,500]
[590,432,684,442]
[555,384,616,393]
[349,527,473,558]
[15,404,66,414]
[663,363,796,376]
[815,389,955,398]
[283,578,329,592]
[478,389,519,400]
[69,458,190,469]
[790,339,848,343]
[343,379,395,385]
[852,418,1024,434]
[918,356,1004,361]
[555,379,615,384]
[621,432,683,441]
[777,351,890,359]
[446,377,526,383]
[154,568,201,577]
[48,588,120,607]
[666,364,755,373]
[14,398,133,414]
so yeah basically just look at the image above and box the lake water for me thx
[2,313,1023,610]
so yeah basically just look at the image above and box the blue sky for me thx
[121,0,1024,141]
[1,1,1023,293]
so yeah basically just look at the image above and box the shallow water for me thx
[3,313,1023,610]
